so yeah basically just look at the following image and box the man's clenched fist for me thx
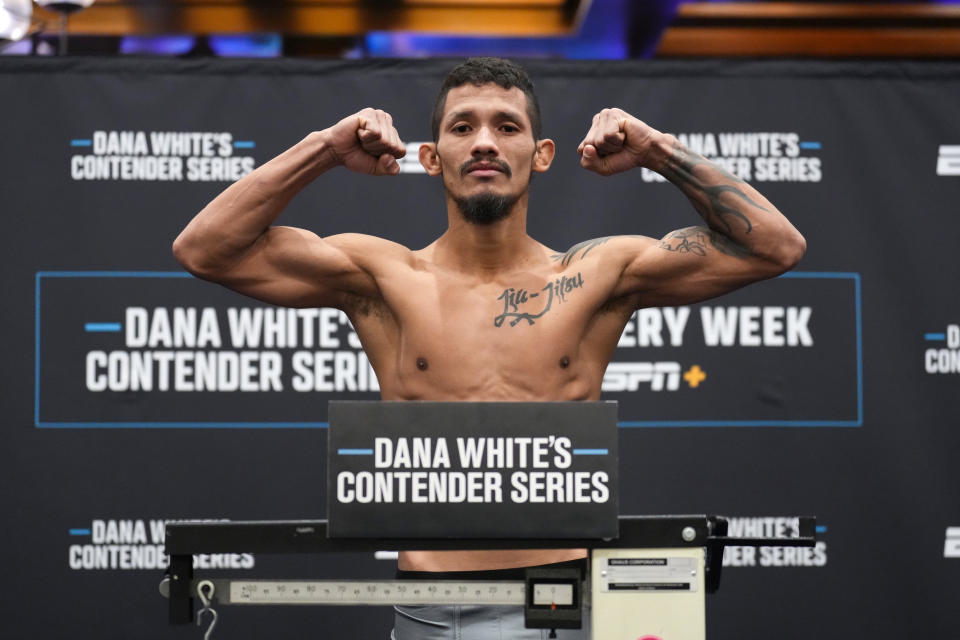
[322,108,406,176]
[577,108,661,176]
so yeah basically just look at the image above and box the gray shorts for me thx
[391,604,591,640]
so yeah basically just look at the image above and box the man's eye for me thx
[453,125,471,133]
[501,125,518,133]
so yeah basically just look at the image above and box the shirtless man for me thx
[173,58,805,638]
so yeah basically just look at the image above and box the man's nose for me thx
[470,126,499,156]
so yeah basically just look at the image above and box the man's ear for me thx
[533,138,556,173]
[419,142,442,176]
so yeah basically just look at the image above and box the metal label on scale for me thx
[601,557,698,592]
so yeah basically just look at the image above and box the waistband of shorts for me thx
[395,557,587,581]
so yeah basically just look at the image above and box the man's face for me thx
[431,83,544,206]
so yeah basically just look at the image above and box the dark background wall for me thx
[2,57,959,638]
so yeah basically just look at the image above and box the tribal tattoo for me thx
[551,235,643,266]
[494,272,585,327]
[659,140,770,237]
[551,237,612,266]
[656,226,752,258]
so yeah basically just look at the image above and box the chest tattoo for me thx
[494,272,585,327]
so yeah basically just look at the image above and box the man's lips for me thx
[461,160,511,177]
[468,168,503,177]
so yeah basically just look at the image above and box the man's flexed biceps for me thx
[571,106,806,308]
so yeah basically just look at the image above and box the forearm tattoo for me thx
[656,226,752,258]
[494,272,584,327]
[659,140,770,237]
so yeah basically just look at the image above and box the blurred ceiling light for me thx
[34,0,94,54]
[0,0,33,44]
[34,0,94,14]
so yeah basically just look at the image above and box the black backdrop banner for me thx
[2,57,958,638]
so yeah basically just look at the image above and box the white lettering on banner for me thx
[84,306,378,393]
[641,132,822,183]
[337,436,605,505]
[70,130,255,182]
[226,307,349,348]
[616,306,814,350]
[290,350,379,392]
[398,142,429,174]
[630,307,690,347]
[721,517,828,568]
[67,518,255,571]
[375,438,452,469]
[125,307,222,348]
[334,470,609,505]
[86,350,284,392]
[925,324,960,374]
[937,145,960,176]
[945,527,960,558]
[93,130,149,155]
[602,362,681,392]
[700,306,813,347]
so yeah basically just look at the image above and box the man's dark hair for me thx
[431,57,541,142]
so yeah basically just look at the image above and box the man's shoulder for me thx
[325,233,420,268]
[548,234,655,268]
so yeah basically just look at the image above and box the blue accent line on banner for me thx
[573,449,608,455]
[618,420,861,427]
[84,322,121,332]
[816,526,828,533]
[35,273,41,429]
[70,139,92,147]
[69,529,91,536]
[620,271,863,428]
[37,271,192,278]
[338,449,374,455]
[925,333,946,341]
[799,141,821,150]
[233,141,256,149]
[36,422,328,429]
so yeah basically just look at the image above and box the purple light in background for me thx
[365,33,627,59]
[120,35,195,56]
[208,34,281,57]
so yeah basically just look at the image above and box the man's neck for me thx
[434,195,543,275]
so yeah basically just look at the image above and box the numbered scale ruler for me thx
[212,580,531,606]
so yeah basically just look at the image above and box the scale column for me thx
[168,554,194,624]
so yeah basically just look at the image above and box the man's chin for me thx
[452,191,520,226]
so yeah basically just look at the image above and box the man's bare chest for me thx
[348,264,628,400]
[384,265,605,338]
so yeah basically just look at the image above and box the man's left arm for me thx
[577,108,806,307]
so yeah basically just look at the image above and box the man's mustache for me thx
[460,158,512,178]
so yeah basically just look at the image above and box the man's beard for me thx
[452,191,521,226]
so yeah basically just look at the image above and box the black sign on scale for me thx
[327,401,619,539]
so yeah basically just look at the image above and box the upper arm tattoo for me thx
[656,226,752,259]
[660,140,770,236]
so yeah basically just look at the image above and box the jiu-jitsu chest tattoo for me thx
[493,272,585,327]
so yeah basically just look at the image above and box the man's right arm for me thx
[172,108,407,309]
